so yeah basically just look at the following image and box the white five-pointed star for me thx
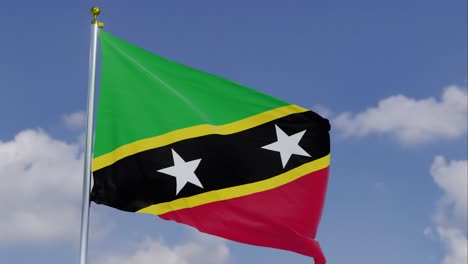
[261,125,310,168]
[157,149,203,195]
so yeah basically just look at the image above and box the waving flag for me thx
[91,30,330,264]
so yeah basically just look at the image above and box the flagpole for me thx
[79,6,103,264]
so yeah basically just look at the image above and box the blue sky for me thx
[0,1,466,264]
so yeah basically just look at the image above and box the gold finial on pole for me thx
[90,6,104,28]
[90,6,100,23]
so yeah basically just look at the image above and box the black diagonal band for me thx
[91,111,330,212]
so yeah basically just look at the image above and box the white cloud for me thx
[64,111,86,130]
[430,156,467,264]
[334,85,467,144]
[437,227,467,264]
[431,156,468,226]
[0,128,84,243]
[95,233,230,264]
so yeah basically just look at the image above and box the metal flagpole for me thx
[79,6,103,264]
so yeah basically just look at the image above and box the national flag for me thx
[91,30,330,264]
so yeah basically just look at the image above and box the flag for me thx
[91,30,330,263]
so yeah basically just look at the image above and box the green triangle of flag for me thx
[95,30,296,158]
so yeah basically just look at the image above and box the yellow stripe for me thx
[137,154,330,216]
[92,105,308,171]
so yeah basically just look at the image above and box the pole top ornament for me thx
[91,6,104,28]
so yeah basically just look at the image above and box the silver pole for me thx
[79,6,102,264]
